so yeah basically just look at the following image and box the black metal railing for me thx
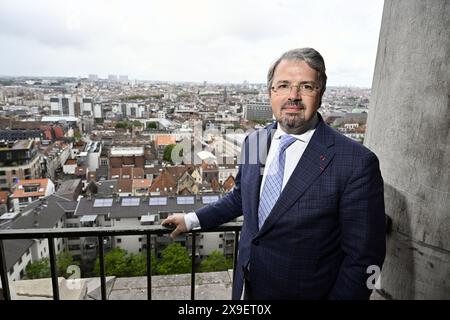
[0,222,242,300]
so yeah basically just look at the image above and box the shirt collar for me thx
[273,114,318,143]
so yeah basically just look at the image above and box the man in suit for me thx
[162,48,386,300]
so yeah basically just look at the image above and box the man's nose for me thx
[288,85,302,100]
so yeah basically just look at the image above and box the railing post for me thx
[98,235,107,300]
[190,231,196,300]
[48,237,60,300]
[146,232,151,300]
[233,230,240,276]
[0,239,11,300]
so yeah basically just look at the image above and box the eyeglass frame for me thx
[271,81,321,97]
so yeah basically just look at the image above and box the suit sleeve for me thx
[195,165,243,230]
[328,151,386,299]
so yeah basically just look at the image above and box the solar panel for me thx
[149,197,167,206]
[202,195,219,204]
[121,197,140,206]
[93,198,113,207]
[177,196,195,205]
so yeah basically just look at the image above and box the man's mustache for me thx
[282,101,305,109]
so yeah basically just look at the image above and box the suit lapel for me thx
[256,114,336,237]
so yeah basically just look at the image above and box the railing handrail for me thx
[0,222,242,301]
[0,222,243,239]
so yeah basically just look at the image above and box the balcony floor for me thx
[5,270,233,300]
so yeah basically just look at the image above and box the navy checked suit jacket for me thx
[196,113,386,300]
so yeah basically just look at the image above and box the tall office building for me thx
[243,102,273,121]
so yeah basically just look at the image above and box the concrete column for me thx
[365,0,450,299]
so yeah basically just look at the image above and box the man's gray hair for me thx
[267,48,327,99]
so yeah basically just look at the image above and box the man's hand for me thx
[161,214,187,239]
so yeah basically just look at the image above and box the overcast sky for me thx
[0,0,384,87]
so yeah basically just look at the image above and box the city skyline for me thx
[0,0,384,87]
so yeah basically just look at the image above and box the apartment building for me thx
[11,178,55,212]
[0,140,42,191]
[73,194,235,259]
[1,193,75,282]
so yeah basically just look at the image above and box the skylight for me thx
[149,197,167,206]
[202,195,219,204]
[93,198,113,207]
[177,196,195,205]
[121,197,140,206]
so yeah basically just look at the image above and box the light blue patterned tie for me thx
[258,134,297,230]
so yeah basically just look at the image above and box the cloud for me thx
[0,0,384,86]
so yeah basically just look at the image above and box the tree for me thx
[199,250,233,273]
[93,248,129,277]
[73,131,82,140]
[25,252,79,279]
[163,144,183,164]
[147,122,157,129]
[93,248,156,277]
[132,120,142,128]
[57,251,80,278]
[128,253,157,276]
[157,243,191,275]
[25,258,51,279]
[115,121,129,129]
[163,144,176,162]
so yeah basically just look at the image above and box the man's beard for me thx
[277,101,316,134]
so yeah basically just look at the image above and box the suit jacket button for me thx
[253,239,259,245]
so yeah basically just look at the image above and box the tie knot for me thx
[279,134,296,152]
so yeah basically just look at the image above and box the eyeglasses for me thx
[271,81,321,97]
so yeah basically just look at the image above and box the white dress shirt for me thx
[184,118,318,231]
[259,124,316,196]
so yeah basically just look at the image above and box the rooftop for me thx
[11,179,50,198]
[75,194,221,219]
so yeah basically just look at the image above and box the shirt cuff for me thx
[184,211,201,231]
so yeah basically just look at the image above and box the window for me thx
[219,244,223,248]
[23,184,39,193]
[202,195,219,204]
[117,238,122,243]
[57,244,60,251]
[66,223,79,228]
[18,257,23,265]
[116,218,121,222]
[176,196,194,205]
[93,198,113,207]
[9,268,14,276]
[149,197,167,206]
[68,244,80,250]
[121,197,140,206]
